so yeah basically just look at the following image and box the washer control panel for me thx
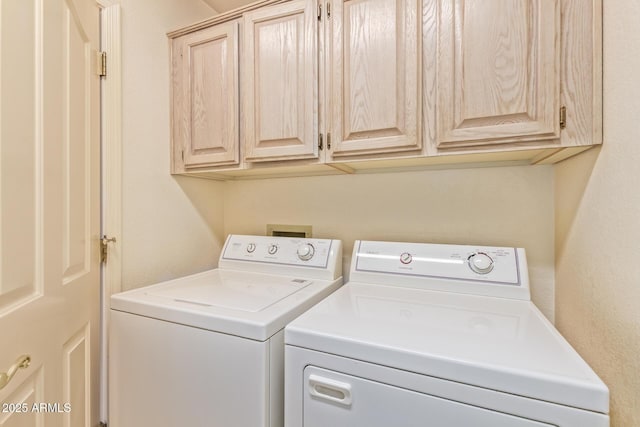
[222,235,333,268]
[353,241,520,285]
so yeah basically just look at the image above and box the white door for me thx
[0,0,100,426]
[303,367,554,427]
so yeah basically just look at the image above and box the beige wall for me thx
[119,0,225,290]
[554,1,640,425]
[224,166,556,320]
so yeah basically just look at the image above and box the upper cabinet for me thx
[168,0,602,179]
[171,20,240,172]
[242,0,420,163]
[433,0,560,149]
[326,0,422,159]
[243,0,319,162]
[422,0,601,160]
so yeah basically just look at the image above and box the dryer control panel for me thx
[219,235,342,280]
[350,241,529,300]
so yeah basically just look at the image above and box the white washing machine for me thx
[109,234,342,427]
[285,241,609,427]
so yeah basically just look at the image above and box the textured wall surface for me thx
[119,0,225,290]
[224,165,556,320]
[554,1,640,425]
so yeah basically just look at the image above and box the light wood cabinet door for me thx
[243,0,319,162]
[434,0,560,149]
[327,0,422,159]
[173,21,240,169]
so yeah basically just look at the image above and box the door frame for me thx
[98,0,122,423]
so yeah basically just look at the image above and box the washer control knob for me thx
[297,243,315,261]
[468,252,494,274]
[246,243,256,253]
[268,244,278,255]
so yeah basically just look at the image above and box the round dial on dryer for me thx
[268,244,279,255]
[468,252,495,274]
[400,252,413,264]
[246,243,256,253]
[297,243,315,261]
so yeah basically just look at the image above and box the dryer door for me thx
[303,367,554,427]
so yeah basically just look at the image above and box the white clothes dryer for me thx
[109,235,342,427]
[285,241,609,427]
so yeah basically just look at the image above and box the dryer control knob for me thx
[468,252,494,274]
[246,243,256,253]
[297,243,315,261]
[400,252,413,264]
[268,244,279,255]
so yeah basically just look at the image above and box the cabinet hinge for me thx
[327,132,331,149]
[317,3,322,21]
[100,236,116,264]
[318,134,324,150]
[559,106,567,129]
[327,2,331,18]
[97,51,107,77]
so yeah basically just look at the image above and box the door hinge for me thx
[317,3,322,21]
[181,150,185,161]
[327,132,331,149]
[97,51,107,77]
[327,2,331,18]
[318,134,324,150]
[559,106,566,129]
[100,236,116,264]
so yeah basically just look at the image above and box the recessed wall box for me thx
[266,224,312,238]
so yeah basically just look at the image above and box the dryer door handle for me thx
[308,374,352,407]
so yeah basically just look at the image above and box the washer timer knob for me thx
[246,243,256,253]
[297,243,315,261]
[468,252,495,274]
[268,244,279,255]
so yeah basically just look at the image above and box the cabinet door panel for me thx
[243,0,318,162]
[329,0,421,158]
[436,0,560,148]
[175,21,240,168]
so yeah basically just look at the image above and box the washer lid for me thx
[111,269,341,341]
[146,270,312,312]
[285,282,609,414]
